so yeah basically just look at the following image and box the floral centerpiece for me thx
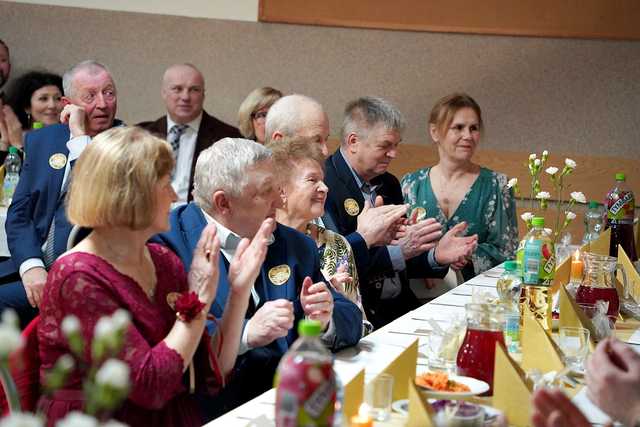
[507,150,586,328]
[0,310,132,427]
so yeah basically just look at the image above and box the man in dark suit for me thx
[0,60,120,326]
[137,63,241,204]
[154,137,362,416]
[323,96,478,328]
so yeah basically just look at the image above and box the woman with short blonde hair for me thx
[237,87,282,143]
[39,126,272,426]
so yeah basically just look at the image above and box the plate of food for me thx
[415,371,489,398]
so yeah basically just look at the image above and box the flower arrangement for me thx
[0,310,132,427]
[507,150,586,243]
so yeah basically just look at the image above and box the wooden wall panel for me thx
[260,0,640,40]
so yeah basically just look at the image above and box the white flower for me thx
[536,191,551,200]
[61,315,81,337]
[94,317,114,340]
[534,159,541,166]
[521,212,535,222]
[55,412,98,427]
[570,191,587,203]
[0,412,43,427]
[545,166,559,175]
[544,228,553,236]
[0,323,23,357]
[57,354,75,371]
[111,309,131,331]
[542,150,549,157]
[95,359,130,390]
[529,153,537,160]
[507,178,518,188]
[565,158,576,169]
[565,211,577,220]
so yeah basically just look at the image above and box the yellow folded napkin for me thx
[521,312,565,373]
[558,284,597,350]
[618,244,640,304]
[492,343,534,427]
[377,338,418,401]
[407,380,435,427]
[551,252,572,294]
[584,227,611,256]
[342,368,364,420]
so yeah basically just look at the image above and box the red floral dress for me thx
[38,243,220,426]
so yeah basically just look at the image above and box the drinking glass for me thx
[365,373,393,421]
[557,327,590,372]
[426,329,459,373]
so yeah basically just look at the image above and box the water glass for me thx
[365,373,393,421]
[426,330,459,373]
[558,327,590,372]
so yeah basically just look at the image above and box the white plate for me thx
[391,399,502,424]
[415,373,490,398]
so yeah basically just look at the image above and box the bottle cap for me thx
[31,121,44,130]
[531,217,545,227]
[615,172,626,181]
[504,260,518,271]
[8,147,18,154]
[298,319,322,337]
[588,200,599,209]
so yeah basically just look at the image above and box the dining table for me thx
[204,262,640,426]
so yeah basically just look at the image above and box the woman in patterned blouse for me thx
[270,136,372,334]
[401,93,518,283]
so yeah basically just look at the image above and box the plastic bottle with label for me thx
[2,146,21,207]
[275,320,336,427]
[605,173,637,261]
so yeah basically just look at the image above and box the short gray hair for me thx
[62,60,111,98]
[341,96,406,145]
[193,137,273,212]
[264,94,324,144]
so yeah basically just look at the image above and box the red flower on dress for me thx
[174,291,205,322]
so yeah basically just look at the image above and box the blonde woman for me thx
[237,87,282,144]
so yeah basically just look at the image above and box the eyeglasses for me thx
[252,111,268,121]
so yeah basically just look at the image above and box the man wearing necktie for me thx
[323,96,479,328]
[137,63,241,205]
[0,60,121,326]
[154,138,362,418]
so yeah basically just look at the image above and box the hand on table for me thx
[246,299,294,348]
[586,338,640,426]
[22,266,48,307]
[300,276,333,330]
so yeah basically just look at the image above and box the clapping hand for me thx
[329,263,352,295]
[188,224,220,310]
[0,105,23,150]
[393,217,443,259]
[300,277,333,330]
[356,195,407,247]
[247,299,294,348]
[228,218,275,296]
[434,222,478,266]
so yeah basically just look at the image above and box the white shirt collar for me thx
[66,135,91,162]
[166,112,203,134]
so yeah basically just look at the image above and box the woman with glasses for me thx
[237,87,282,144]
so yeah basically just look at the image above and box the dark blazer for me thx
[322,149,447,328]
[154,202,363,414]
[5,124,70,276]
[137,110,241,201]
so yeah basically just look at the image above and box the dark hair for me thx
[0,39,7,53]
[5,70,63,129]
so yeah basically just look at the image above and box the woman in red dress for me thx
[37,126,274,426]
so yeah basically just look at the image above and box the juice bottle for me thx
[275,320,336,427]
[516,217,555,329]
[605,173,637,261]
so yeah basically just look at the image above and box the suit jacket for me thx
[322,149,447,327]
[2,125,68,278]
[137,110,241,201]
[153,202,363,413]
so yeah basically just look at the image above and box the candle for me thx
[350,403,373,427]
[570,249,583,282]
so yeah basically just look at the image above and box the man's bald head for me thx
[161,63,205,124]
[264,94,329,156]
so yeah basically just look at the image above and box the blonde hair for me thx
[429,93,483,139]
[66,126,174,230]
[267,135,325,183]
[237,87,283,140]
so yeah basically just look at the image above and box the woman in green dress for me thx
[401,93,518,282]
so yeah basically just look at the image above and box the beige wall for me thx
[1,1,639,159]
